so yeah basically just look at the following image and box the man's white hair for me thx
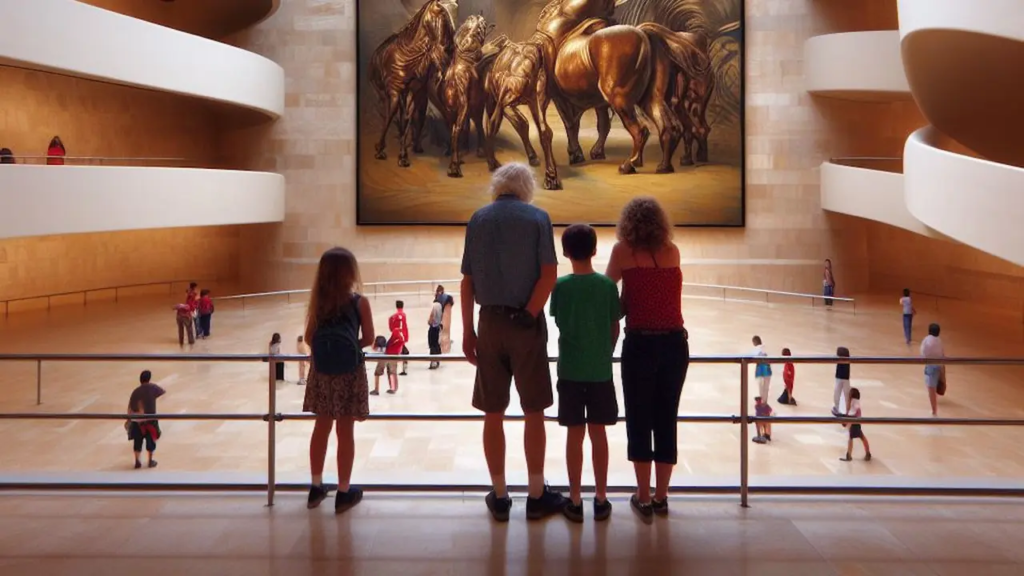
[489,162,536,203]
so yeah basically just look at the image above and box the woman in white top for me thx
[899,289,915,345]
[920,323,945,416]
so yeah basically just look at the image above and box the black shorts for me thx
[849,424,863,439]
[557,379,619,427]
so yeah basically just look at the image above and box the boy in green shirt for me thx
[549,224,621,523]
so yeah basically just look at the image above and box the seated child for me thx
[753,396,773,444]
[777,348,797,405]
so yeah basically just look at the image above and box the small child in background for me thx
[840,388,871,461]
[752,335,772,400]
[753,396,772,444]
[197,289,214,339]
[778,348,797,406]
[900,288,916,345]
[385,327,405,394]
[297,335,310,386]
[370,335,388,396]
[832,346,851,417]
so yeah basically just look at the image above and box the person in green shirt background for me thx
[549,224,621,523]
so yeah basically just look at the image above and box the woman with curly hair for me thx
[606,197,689,521]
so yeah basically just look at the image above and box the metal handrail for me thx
[216,278,857,309]
[0,353,1022,505]
[1,279,217,318]
[10,155,190,162]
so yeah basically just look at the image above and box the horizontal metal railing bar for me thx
[753,416,1024,426]
[276,413,736,423]
[0,413,267,421]
[1,279,215,306]
[0,353,1021,366]
[1,483,1022,498]
[216,279,855,304]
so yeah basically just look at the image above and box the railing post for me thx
[36,360,42,405]
[267,357,277,507]
[739,358,749,508]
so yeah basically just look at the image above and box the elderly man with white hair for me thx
[460,162,566,522]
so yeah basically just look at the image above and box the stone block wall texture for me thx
[0,66,239,301]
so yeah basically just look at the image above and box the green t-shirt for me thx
[549,273,620,382]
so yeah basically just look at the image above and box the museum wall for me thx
[0,66,240,301]
[225,0,883,297]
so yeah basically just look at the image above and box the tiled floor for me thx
[0,492,1023,575]
[0,289,1022,490]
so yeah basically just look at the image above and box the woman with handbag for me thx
[920,323,945,416]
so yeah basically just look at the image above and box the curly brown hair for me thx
[616,197,673,252]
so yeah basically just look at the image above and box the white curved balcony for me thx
[804,31,911,101]
[820,159,939,238]
[0,165,285,239]
[85,0,282,39]
[904,127,1024,266]
[0,0,284,119]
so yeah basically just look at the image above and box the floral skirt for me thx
[303,364,369,419]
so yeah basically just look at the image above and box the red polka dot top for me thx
[621,265,684,332]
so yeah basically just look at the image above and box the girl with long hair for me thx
[303,247,375,513]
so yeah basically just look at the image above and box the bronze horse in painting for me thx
[368,0,455,168]
[440,14,498,178]
[536,0,711,175]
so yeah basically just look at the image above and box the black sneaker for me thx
[652,498,669,517]
[593,497,612,522]
[307,485,329,509]
[630,494,653,522]
[526,486,568,520]
[147,460,158,469]
[335,487,363,514]
[134,460,142,469]
[563,500,584,523]
[485,490,512,522]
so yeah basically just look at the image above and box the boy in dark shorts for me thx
[126,370,166,469]
[549,224,620,523]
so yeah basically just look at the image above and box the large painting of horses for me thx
[357,0,744,226]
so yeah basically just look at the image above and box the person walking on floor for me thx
[921,323,945,416]
[186,282,200,337]
[427,300,443,369]
[389,301,410,375]
[550,224,620,523]
[606,196,689,521]
[435,285,455,356]
[839,388,871,461]
[173,302,195,346]
[900,289,916,345]
[126,370,165,469]
[823,259,836,307]
[303,247,375,513]
[384,324,405,393]
[778,348,797,405]
[752,335,772,400]
[461,162,567,522]
[197,289,214,338]
[832,346,852,417]
[269,333,284,382]
[370,336,389,396]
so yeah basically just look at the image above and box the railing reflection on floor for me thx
[1,353,1021,507]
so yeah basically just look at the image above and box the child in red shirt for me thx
[384,327,405,394]
[388,300,410,375]
[778,348,797,406]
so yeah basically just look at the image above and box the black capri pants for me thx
[129,421,159,453]
[621,330,689,464]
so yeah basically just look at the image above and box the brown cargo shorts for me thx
[472,306,553,414]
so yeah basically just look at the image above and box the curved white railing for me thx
[0,0,284,118]
[804,31,910,100]
[0,165,285,239]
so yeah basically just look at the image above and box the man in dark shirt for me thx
[461,162,565,522]
[127,370,166,469]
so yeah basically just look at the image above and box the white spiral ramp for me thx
[0,0,285,240]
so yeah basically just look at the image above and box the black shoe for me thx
[147,460,158,468]
[307,485,329,509]
[630,494,653,522]
[134,460,142,469]
[563,500,584,523]
[593,497,612,522]
[652,498,669,517]
[399,371,408,376]
[765,434,772,442]
[865,453,872,461]
[485,490,512,522]
[526,486,568,520]
[335,487,363,514]
[840,454,852,462]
